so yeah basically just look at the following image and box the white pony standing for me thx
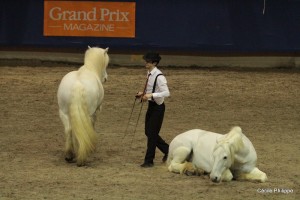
[57,46,109,166]
[167,126,267,183]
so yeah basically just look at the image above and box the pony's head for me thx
[210,126,244,183]
[84,46,109,83]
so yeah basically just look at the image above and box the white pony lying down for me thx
[167,126,267,183]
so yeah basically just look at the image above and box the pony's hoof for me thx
[65,157,74,163]
[185,170,195,176]
[76,162,85,167]
[260,174,268,182]
[65,152,75,163]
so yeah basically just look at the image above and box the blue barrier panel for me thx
[1,0,300,53]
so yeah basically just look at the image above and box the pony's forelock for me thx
[214,126,244,163]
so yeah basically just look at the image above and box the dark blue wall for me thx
[1,0,300,53]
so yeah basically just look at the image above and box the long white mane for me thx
[215,126,244,162]
[83,46,109,82]
[84,46,109,68]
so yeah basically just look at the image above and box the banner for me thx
[44,1,136,38]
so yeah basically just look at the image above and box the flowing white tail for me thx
[69,82,97,166]
[57,46,109,166]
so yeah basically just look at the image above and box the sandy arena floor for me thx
[0,65,299,200]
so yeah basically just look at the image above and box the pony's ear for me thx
[105,47,109,53]
[88,45,91,49]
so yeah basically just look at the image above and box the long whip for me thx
[131,100,144,144]
[123,97,138,139]
[124,74,149,141]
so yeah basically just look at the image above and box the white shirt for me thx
[146,67,170,105]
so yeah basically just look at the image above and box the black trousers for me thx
[144,101,169,163]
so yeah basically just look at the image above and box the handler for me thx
[136,52,170,168]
